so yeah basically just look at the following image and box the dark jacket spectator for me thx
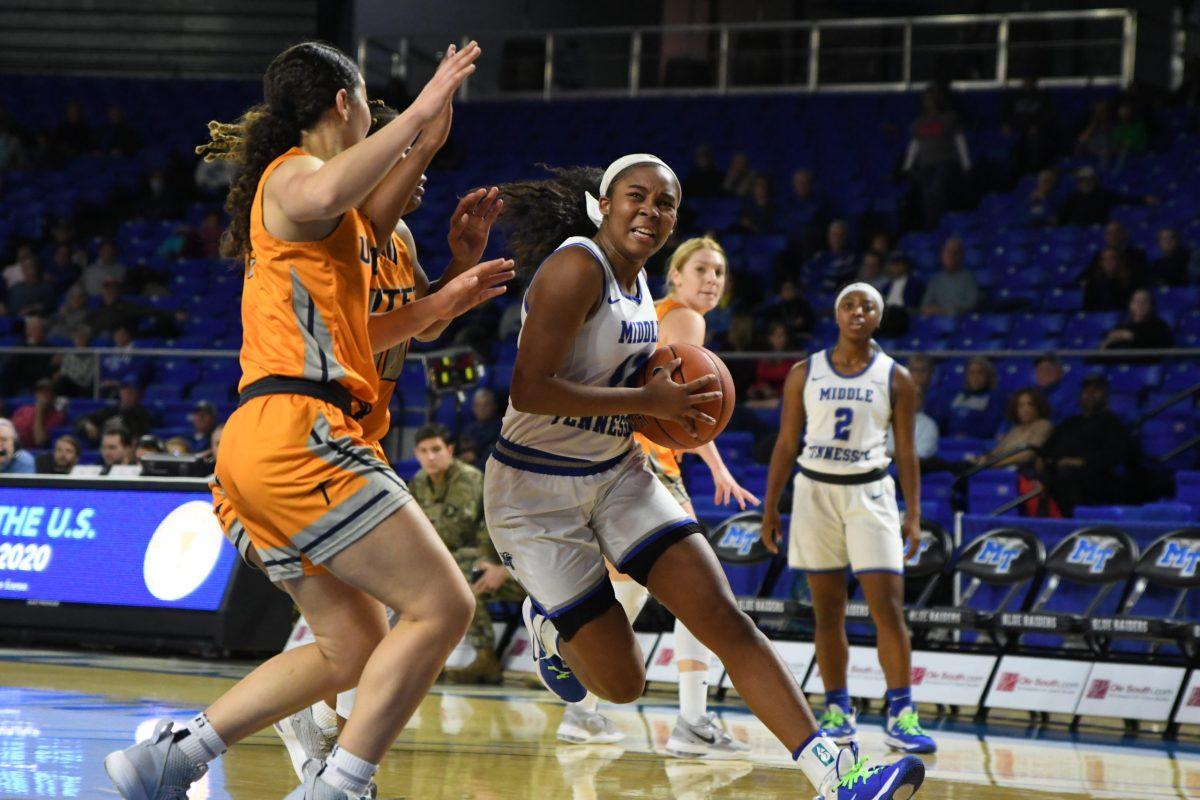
[88,278,184,337]
[722,152,757,197]
[99,104,140,157]
[2,317,55,392]
[1033,354,1074,422]
[1027,169,1063,227]
[760,278,816,342]
[1084,247,1142,312]
[1149,227,1190,287]
[921,238,978,316]
[54,101,93,156]
[6,256,57,317]
[1042,375,1140,514]
[188,400,218,455]
[737,176,778,234]
[36,434,81,474]
[77,381,155,444]
[883,253,925,310]
[781,168,828,249]
[805,220,857,290]
[99,422,136,474]
[939,357,1004,440]
[459,388,502,466]
[1057,166,1157,226]
[683,145,724,198]
[1101,289,1175,351]
[1082,221,1148,282]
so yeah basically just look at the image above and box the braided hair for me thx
[194,42,361,259]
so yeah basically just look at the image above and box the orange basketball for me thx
[631,343,735,448]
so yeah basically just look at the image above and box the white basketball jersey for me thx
[798,348,895,475]
[497,237,659,466]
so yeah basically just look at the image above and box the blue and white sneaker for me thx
[884,706,937,754]
[818,703,858,746]
[819,744,925,800]
[522,597,587,703]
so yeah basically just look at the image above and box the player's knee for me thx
[319,632,377,691]
[440,581,476,639]
[598,664,646,704]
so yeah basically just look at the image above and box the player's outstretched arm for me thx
[761,360,808,553]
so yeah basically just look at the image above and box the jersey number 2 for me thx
[833,407,853,441]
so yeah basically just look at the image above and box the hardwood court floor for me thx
[1,647,1198,799]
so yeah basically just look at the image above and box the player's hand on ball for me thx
[760,508,783,554]
[432,258,514,320]
[640,357,721,430]
[902,516,922,560]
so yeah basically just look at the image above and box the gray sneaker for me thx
[104,719,207,800]
[275,706,339,781]
[665,713,751,759]
[556,704,625,745]
[283,758,373,800]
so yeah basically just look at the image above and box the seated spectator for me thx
[188,400,218,455]
[760,278,816,344]
[903,84,971,228]
[736,175,777,234]
[1149,227,1190,286]
[906,354,935,398]
[940,357,1003,440]
[1074,100,1113,166]
[878,252,924,338]
[722,151,757,196]
[1084,247,1141,312]
[79,239,127,297]
[856,251,888,291]
[98,327,150,396]
[805,219,857,290]
[1111,99,1148,166]
[52,325,96,397]
[886,388,939,461]
[49,286,90,340]
[683,144,723,198]
[1083,220,1147,278]
[6,253,57,317]
[0,418,35,474]
[921,237,978,316]
[1101,288,1174,350]
[99,103,140,157]
[2,316,55,392]
[45,243,83,291]
[165,436,193,457]
[99,422,135,475]
[1027,169,1060,226]
[11,379,67,449]
[185,210,224,259]
[969,387,1053,468]
[1057,166,1157,226]
[142,168,185,220]
[1042,374,1139,514]
[781,168,828,253]
[459,388,501,466]
[36,434,80,474]
[2,244,35,287]
[54,100,93,156]
[0,113,24,171]
[88,276,185,337]
[746,322,798,407]
[77,379,154,444]
[134,434,165,464]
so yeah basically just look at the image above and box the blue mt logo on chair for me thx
[972,537,1027,573]
[1065,536,1120,574]
[1155,538,1200,578]
[719,524,762,556]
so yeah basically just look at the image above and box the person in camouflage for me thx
[411,422,523,683]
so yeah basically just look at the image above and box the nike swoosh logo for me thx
[693,729,716,744]
[810,376,825,382]
[868,493,883,500]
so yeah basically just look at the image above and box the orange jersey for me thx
[358,229,418,442]
[634,296,691,478]
[238,147,379,405]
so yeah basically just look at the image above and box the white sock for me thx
[175,712,226,765]
[335,689,356,720]
[678,671,709,724]
[320,744,377,795]
[613,579,649,623]
[794,731,844,793]
[573,693,599,715]
[537,616,562,659]
[312,701,338,731]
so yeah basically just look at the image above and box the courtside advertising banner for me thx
[0,484,236,611]
[1173,670,1200,725]
[984,655,1093,714]
[1075,663,1186,722]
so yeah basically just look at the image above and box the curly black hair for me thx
[195,42,361,259]
[496,165,603,275]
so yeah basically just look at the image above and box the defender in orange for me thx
[104,41,514,800]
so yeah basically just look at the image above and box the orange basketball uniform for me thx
[358,229,417,443]
[212,148,413,581]
[633,297,691,504]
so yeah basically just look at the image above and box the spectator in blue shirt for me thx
[0,418,36,474]
[806,219,857,290]
[941,356,1004,440]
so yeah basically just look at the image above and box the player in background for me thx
[761,283,936,755]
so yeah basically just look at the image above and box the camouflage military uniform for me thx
[411,459,524,659]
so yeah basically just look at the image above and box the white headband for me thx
[835,282,885,319]
[585,153,681,228]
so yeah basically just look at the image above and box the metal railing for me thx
[359,8,1136,100]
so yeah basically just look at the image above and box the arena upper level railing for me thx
[358,8,1137,101]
